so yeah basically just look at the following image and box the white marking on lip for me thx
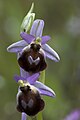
[21,99,34,109]
[28,56,40,65]
[28,99,34,108]
[21,100,27,109]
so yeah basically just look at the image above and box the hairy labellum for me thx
[18,43,47,73]
[17,85,45,116]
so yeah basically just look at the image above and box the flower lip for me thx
[17,85,45,116]
[17,42,47,73]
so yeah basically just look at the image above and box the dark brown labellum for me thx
[18,43,47,73]
[17,86,45,116]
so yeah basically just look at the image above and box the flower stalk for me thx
[7,2,60,120]
[39,70,45,84]
[36,70,45,120]
[36,112,43,120]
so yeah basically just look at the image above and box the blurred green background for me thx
[0,0,80,120]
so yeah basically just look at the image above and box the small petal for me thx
[34,81,56,97]
[14,72,40,84]
[30,19,44,38]
[7,40,27,53]
[42,44,60,62]
[41,35,51,44]
[21,112,27,120]
[14,75,26,82]
[27,73,40,84]
[20,32,35,44]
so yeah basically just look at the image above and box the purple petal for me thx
[7,40,27,53]
[44,51,59,62]
[34,81,56,97]
[14,75,26,82]
[14,72,40,84]
[21,112,27,120]
[30,19,44,38]
[27,73,40,85]
[42,44,60,62]
[41,35,51,44]
[20,32,35,44]
[38,88,55,97]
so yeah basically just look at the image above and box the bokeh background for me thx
[0,0,80,120]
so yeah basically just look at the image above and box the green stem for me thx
[36,70,45,120]
[39,70,45,84]
[36,112,43,120]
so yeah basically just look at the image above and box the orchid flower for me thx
[14,73,55,120]
[7,19,60,62]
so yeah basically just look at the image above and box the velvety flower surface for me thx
[17,42,47,73]
[7,19,60,62]
[17,85,45,116]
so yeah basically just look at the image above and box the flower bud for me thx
[20,3,35,33]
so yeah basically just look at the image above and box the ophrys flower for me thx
[7,19,60,73]
[14,73,55,118]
